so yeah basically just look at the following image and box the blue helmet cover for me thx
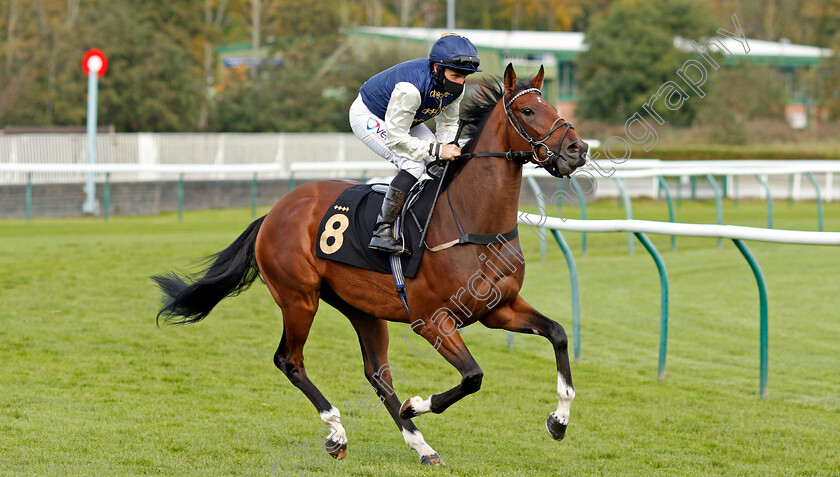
[428,34,482,73]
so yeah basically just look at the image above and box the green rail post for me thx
[177,173,184,223]
[614,177,634,255]
[706,174,723,248]
[361,169,367,183]
[104,172,110,223]
[25,172,32,222]
[787,174,794,208]
[251,172,258,219]
[657,176,677,251]
[733,175,739,209]
[732,239,769,399]
[634,232,669,380]
[804,172,824,232]
[525,176,547,261]
[551,230,581,364]
[754,174,772,229]
[569,177,588,256]
[690,175,697,200]
[289,172,296,190]
[676,176,682,209]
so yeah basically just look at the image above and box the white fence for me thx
[522,160,840,202]
[525,216,840,245]
[1,133,838,202]
[0,133,377,184]
[517,213,840,398]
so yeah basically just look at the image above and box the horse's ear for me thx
[531,65,545,90]
[503,63,516,96]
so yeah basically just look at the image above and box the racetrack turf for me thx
[1,199,838,475]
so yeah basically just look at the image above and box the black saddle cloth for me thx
[315,180,438,278]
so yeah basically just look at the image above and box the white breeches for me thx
[348,94,436,180]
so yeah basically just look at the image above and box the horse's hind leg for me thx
[323,290,444,465]
[272,296,349,460]
[480,295,575,441]
[353,315,444,465]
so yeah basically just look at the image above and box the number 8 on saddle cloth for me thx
[315,179,436,279]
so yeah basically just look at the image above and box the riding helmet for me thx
[428,33,482,74]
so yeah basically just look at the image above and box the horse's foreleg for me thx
[480,295,575,441]
[399,320,483,420]
[345,313,444,465]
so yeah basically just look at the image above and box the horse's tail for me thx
[152,215,267,325]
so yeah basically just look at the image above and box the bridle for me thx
[417,86,577,253]
[456,87,576,176]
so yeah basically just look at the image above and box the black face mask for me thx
[434,66,465,96]
[441,77,465,95]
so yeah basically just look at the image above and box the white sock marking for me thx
[551,373,575,426]
[402,429,436,457]
[319,406,347,445]
[408,395,432,415]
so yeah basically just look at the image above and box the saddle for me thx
[315,180,437,278]
[315,159,520,291]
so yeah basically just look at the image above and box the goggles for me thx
[441,55,480,70]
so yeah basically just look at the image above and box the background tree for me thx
[454,0,589,31]
[0,0,73,125]
[817,30,840,122]
[1,0,838,132]
[696,61,788,144]
[209,38,423,132]
[707,0,840,47]
[83,3,201,131]
[575,0,716,124]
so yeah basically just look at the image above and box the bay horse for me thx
[153,64,588,466]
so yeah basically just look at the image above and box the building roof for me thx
[354,27,586,60]
[353,27,832,67]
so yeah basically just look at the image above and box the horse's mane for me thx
[438,77,532,191]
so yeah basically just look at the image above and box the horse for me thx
[153,64,588,466]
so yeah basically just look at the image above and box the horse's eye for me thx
[522,108,534,116]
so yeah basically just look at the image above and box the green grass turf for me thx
[1,199,838,476]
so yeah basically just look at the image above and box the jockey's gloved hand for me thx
[440,144,461,161]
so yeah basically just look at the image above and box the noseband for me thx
[457,87,575,176]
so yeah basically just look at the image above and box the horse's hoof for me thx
[325,439,347,459]
[399,398,418,419]
[546,413,567,441]
[420,452,445,466]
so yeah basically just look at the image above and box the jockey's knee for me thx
[399,160,424,180]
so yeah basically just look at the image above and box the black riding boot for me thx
[369,185,411,256]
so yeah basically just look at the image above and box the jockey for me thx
[349,33,481,256]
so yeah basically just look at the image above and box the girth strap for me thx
[427,227,519,252]
[426,187,519,252]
